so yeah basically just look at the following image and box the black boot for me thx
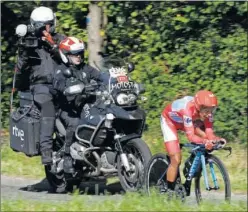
[41,149,53,165]
[63,155,75,173]
[63,145,75,173]
[40,117,55,165]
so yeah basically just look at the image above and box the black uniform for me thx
[53,62,108,172]
[15,33,66,164]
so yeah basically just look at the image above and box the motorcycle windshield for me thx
[100,57,135,93]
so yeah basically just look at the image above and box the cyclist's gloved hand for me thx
[210,136,227,147]
[219,138,227,147]
[203,139,216,150]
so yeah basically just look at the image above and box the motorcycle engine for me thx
[70,142,87,160]
[100,151,116,169]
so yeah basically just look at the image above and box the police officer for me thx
[53,36,109,173]
[15,6,66,165]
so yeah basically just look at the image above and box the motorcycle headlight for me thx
[116,93,129,105]
[116,93,137,105]
[127,93,137,104]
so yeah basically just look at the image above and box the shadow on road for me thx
[19,178,125,195]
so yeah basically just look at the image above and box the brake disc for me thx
[119,154,140,184]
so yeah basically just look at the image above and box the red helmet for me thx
[59,37,85,64]
[194,90,218,110]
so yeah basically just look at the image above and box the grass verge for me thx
[1,137,44,178]
[1,192,247,211]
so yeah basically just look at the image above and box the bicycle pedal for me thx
[175,184,187,202]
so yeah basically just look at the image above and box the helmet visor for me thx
[69,49,84,56]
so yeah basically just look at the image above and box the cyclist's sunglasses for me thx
[200,106,217,114]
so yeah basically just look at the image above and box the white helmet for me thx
[30,6,56,33]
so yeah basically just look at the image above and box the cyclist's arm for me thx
[183,114,206,144]
[204,114,218,140]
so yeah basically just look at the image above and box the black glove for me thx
[53,78,66,93]
[65,77,81,87]
[74,95,86,108]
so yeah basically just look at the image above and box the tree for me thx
[87,2,103,69]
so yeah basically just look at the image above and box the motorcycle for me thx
[10,56,152,193]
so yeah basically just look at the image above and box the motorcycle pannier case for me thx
[9,91,40,156]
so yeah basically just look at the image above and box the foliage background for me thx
[1,1,247,145]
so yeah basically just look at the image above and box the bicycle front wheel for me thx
[144,153,170,195]
[195,154,231,204]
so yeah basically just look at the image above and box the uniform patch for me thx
[168,112,183,123]
[183,115,193,127]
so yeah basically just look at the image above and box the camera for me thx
[16,24,38,48]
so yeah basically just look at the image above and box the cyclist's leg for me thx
[160,115,181,192]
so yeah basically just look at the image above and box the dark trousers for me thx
[60,110,79,154]
[31,84,55,152]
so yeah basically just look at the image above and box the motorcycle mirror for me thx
[63,69,72,78]
[128,62,135,73]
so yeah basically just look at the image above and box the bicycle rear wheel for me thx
[144,153,170,195]
[195,154,231,204]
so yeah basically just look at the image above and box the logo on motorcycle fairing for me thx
[12,125,24,141]
[117,75,128,82]
[111,81,135,91]
[109,66,127,78]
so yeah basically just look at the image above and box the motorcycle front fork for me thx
[201,155,219,190]
[114,133,131,172]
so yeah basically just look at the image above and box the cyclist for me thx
[160,90,227,197]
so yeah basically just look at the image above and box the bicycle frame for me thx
[182,143,226,192]
[197,151,219,191]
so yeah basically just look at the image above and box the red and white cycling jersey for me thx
[161,96,217,144]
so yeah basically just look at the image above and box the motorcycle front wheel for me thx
[117,138,152,192]
[194,154,231,204]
